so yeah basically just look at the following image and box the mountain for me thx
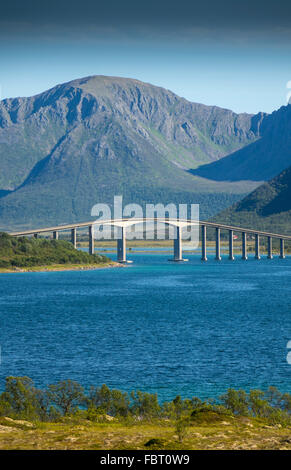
[213,165,291,234]
[192,105,291,182]
[0,76,268,230]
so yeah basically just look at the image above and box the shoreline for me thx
[0,261,123,273]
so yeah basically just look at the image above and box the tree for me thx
[87,384,130,417]
[265,386,284,409]
[88,384,111,414]
[220,389,249,416]
[130,391,160,418]
[281,392,291,413]
[47,380,85,416]
[173,395,183,419]
[0,376,45,420]
[249,389,269,417]
[175,418,189,443]
[109,389,130,417]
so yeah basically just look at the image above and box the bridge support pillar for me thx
[53,231,58,240]
[242,232,247,260]
[229,230,234,260]
[201,225,207,261]
[255,234,260,259]
[173,226,183,261]
[215,227,221,260]
[71,228,77,249]
[117,227,127,263]
[34,233,38,239]
[280,239,285,259]
[89,225,94,255]
[267,237,273,259]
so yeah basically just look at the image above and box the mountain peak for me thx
[0,75,274,230]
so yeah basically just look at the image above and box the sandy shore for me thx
[0,261,123,273]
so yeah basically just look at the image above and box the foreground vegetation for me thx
[0,232,112,270]
[1,377,291,450]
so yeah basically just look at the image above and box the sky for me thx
[0,0,291,114]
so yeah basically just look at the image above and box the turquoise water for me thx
[0,253,291,401]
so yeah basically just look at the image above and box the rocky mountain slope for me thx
[213,165,291,234]
[0,75,274,230]
[192,105,291,182]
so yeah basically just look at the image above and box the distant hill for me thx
[192,105,291,182]
[213,166,291,234]
[0,75,262,230]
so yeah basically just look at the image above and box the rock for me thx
[104,415,115,421]
[3,417,34,427]
[0,425,16,432]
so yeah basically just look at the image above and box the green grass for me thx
[0,414,291,450]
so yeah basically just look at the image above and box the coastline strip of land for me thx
[0,261,121,273]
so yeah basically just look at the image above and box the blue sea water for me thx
[0,253,291,402]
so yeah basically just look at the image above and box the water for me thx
[0,253,291,402]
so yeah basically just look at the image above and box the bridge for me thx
[9,218,291,263]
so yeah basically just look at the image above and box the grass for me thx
[0,415,291,450]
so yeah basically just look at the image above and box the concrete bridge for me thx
[9,218,291,263]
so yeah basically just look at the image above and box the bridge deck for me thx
[8,218,291,240]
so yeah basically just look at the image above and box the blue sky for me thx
[0,0,291,114]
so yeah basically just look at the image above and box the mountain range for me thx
[214,165,291,234]
[0,76,290,230]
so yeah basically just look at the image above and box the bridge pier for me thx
[174,226,182,261]
[280,239,285,259]
[117,227,127,263]
[242,232,247,260]
[201,225,207,261]
[229,230,234,260]
[89,225,94,255]
[215,227,221,260]
[71,228,77,248]
[267,237,273,259]
[53,231,58,240]
[173,226,189,261]
[34,233,38,239]
[255,234,260,259]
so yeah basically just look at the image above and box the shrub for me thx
[175,418,189,443]
[145,438,165,448]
